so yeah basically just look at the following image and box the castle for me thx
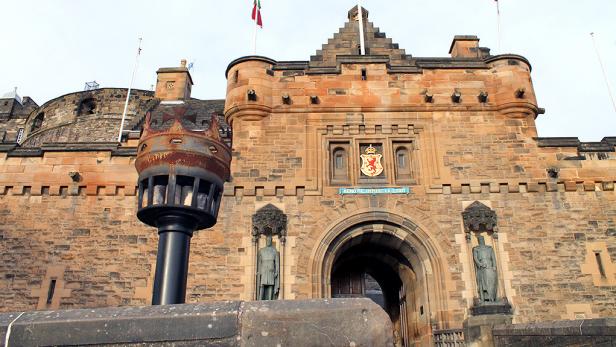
[1,6,615,346]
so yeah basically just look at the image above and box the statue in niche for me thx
[472,235,498,303]
[256,235,280,300]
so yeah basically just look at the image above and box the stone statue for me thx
[257,235,280,300]
[472,235,498,303]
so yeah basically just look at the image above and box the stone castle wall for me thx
[19,88,156,146]
[0,128,614,327]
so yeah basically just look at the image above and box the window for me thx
[333,148,346,176]
[393,143,413,182]
[397,149,407,169]
[46,279,57,305]
[30,112,44,132]
[77,98,96,116]
[330,142,350,184]
[595,252,607,278]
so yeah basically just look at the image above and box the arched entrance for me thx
[310,210,451,347]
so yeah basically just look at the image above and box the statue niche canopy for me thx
[462,201,498,233]
[252,204,288,241]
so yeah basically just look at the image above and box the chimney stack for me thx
[449,35,481,58]
[155,60,193,101]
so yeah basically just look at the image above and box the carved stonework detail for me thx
[252,204,288,242]
[462,201,498,232]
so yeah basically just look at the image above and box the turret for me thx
[224,56,276,124]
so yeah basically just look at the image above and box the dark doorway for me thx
[331,242,411,346]
[320,217,449,347]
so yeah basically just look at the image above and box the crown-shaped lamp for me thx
[134,106,231,305]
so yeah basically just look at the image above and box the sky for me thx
[1,0,615,140]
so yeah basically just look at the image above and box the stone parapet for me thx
[20,88,156,145]
[0,298,392,347]
[492,318,616,346]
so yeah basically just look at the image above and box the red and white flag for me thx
[252,0,263,27]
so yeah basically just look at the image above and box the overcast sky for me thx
[1,0,615,140]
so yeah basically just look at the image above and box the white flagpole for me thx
[117,37,142,143]
[590,32,616,113]
[357,1,366,55]
[253,18,258,54]
[252,1,260,55]
[496,0,501,52]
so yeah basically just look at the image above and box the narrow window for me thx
[595,252,607,278]
[394,145,412,181]
[397,151,407,169]
[361,68,367,80]
[333,148,347,178]
[335,154,344,169]
[234,70,239,83]
[330,143,350,184]
[46,279,57,305]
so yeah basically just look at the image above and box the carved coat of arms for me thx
[360,145,383,177]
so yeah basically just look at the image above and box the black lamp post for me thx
[135,107,231,305]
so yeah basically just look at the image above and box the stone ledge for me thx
[536,136,616,152]
[493,318,616,337]
[0,143,137,157]
[0,185,138,197]
[0,180,614,197]
[241,299,393,347]
[492,318,616,347]
[0,298,393,347]
[433,180,616,195]
[2,302,240,347]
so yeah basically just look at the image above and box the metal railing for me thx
[433,329,465,347]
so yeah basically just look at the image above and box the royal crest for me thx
[360,145,384,177]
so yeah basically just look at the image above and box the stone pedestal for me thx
[464,313,513,347]
[470,300,512,316]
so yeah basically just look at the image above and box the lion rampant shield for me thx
[360,145,383,177]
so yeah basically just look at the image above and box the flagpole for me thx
[253,18,258,54]
[357,1,366,55]
[590,32,616,113]
[117,37,142,143]
[496,0,501,52]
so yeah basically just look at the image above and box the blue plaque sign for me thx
[338,187,411,195]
